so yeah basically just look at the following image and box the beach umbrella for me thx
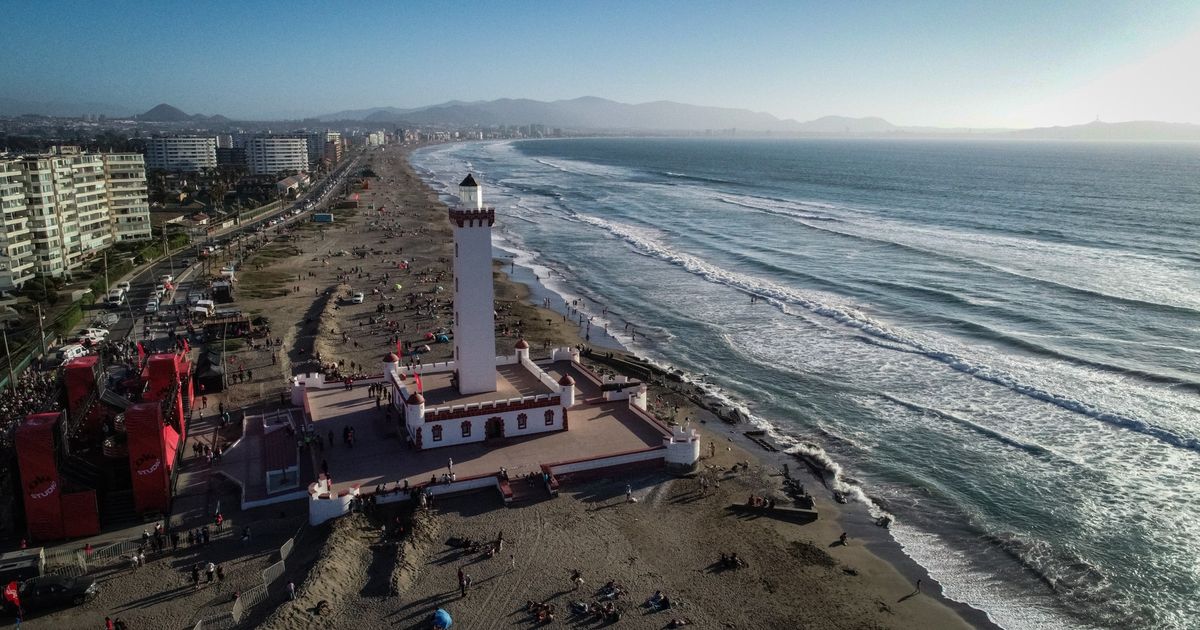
[432,608,452,628]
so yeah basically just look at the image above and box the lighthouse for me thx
[449,174,498,395]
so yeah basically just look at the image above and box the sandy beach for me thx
[22,144,986,629]
[241,144,981,629]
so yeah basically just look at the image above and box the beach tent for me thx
[432,609,452,628]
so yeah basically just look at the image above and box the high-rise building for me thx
[216,147,247,170]
[103,153,152,243]
[0,160,35,289]
[245,136,308,175]
[144,135,218,172]
[0,147,152,286]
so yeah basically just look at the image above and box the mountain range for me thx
[317,97,1200,140]
[3,96,1199,141]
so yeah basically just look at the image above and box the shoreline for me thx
[405,142,999,629]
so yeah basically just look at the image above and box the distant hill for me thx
[338,96,806,132]
[318,106,419,122]
[139,103,192,122]
[1005,120,1200,141]
[136,103,231,123]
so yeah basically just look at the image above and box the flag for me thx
[413,373,423,393]
[4,580,19,608]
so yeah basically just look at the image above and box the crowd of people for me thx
[0,367,62,462]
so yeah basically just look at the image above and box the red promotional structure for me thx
[15,413,66,540]
[12,351,192,541]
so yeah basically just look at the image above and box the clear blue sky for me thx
[6,0,1200,126]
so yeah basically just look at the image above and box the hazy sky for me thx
[6,0,1200,127]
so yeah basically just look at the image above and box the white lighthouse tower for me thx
[449,174,498,395]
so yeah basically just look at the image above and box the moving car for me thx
[17,575,98,610]
[145,298,159,314]
[71,328,109,344]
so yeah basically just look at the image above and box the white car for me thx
[351,292,365,304]
[145,299,159,314]
[159,274,173,284]
[72,328,109,343]
[154,286,166,299]
[116,281,132,292]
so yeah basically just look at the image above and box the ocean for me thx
[411,138,1200,630]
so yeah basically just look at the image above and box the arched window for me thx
[544,409,555,426]
[517,413,528,430]
[431,425,443,442]
[461,420,472,438]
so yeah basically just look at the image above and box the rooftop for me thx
[416,363,553,408]
[306,362,670,495]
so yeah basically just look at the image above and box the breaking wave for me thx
[575,213,1200,454]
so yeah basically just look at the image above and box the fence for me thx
[189,526,304,629]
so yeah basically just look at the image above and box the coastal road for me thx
[90,151,365,350]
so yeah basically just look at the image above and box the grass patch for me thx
[240,270,290,299]
[249,243,301,265]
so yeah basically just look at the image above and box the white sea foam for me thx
[573,213,1200,454]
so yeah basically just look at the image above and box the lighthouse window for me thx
[517,413,527,429]
[545,410,555,426]
[431,425,443,442]
[461,421,472,438]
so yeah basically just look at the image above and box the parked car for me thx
[351,292,365,304]
[115,281,132,292]
[145,299,159,314]
[159,274,173,284]
[17,575,98,611]
[46,344,89,368]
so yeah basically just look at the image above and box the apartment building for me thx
[0,161,35,289]
[0,147,151,287]
[245,135,308,176]
[103,153,152,242]
[144,135,217,172]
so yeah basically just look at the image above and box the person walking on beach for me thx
[625,484,633,503]
[510,554,516,572]
[447,457,454,475]
[571,569,584,590]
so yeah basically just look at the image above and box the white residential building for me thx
[103,153,152,242]
[0,147,152,286]
[0,161,35,289]
[245,136,308,176]
[144,135,217,172]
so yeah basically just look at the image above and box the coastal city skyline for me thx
[0,3,1195,629]
[5,0,1200,128]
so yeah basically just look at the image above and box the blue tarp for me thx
[432,608,452,628]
